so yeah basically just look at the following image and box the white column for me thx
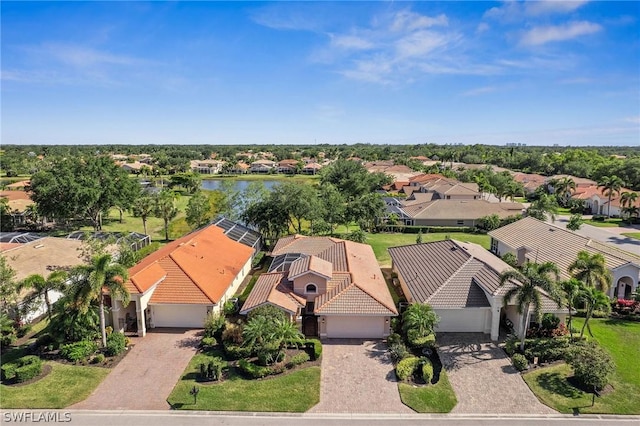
[136,298,146,337]
[490,306,501,341]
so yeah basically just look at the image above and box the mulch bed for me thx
[2,363,53,387]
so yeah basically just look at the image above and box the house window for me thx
[305,284,317,294]
[457,220,464,225]
[490,238,499,254]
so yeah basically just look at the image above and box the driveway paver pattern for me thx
[438,333,555,414]
[71,328,200,410]
[308,339,413,414]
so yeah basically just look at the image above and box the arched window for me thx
[305,284,317,294]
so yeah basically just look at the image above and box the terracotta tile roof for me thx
[127,225,254,305]
[572,185,640,208]
[257,235,397,316]
[240,272,306,315]
[408,173,447,184]
[289,255,333,280]
[0,190,32,201]
[489,217,640,281]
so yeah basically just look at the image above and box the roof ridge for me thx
[427,254,474,302]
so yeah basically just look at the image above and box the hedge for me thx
[408,333,436,349]
[223,342,253,360]
[106,332,126,356]
[512,353,528,372]
[238,359,271,379]
[60,340,98,362]
[396,356,420,381]
[286,352,310,369]
[378,225,476,234]
[4,355,44,383]
[306,338,322,360]
[421,359,434,383]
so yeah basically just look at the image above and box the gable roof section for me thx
[401,199,523,220]
[126,225,254,304]
[289,255,333,280]
[488,217,640,280]
[240,272,306,315]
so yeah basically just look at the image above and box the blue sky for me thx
[2,1,639,146]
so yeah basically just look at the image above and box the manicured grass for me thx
[167,351,320,412]
[367,232,491,267]
[398,370,457,413]
[621,232,640,240]
[523,318,640,414]
[557,207,573,215]
[584,219,622,228]
[0,362,110,408]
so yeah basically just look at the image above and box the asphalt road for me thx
[549,217,640,255]
[2,411,639,426]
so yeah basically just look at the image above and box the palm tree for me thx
[577,286,610,339]
[270,318,304,350]
[499,261,560,351]
[402,303,439,338]
[18,271,68,320]
[68,254,130,347]
[560,278,584,340]
[597,175,625,218]
[242,315,272,350]
[568,250,612,293]
[132,195,155,236]
[619,191,638,220]
[155,190,178,241]
[554,177,576,207]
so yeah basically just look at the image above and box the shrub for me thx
[201,336,217,349]
[223,342,253,360]
[105,332,127,357]
[60,340,98,362]
[306,338,322,360]
[1,363,17,381]
[34,333,55,350]
[408,333,436,349]
[92,353,106,364]
[504,335,518,356]
[14,355,43,383]
[204,312,226,338]
[396,356,420,381]
[512,353,528,371]
[257,350,284,366]
[223,300,237,316]
[199,357,226,381]
[105,326,113,335]
[238,359,271,379]
[388,341,411,364]
[541,313,560,331]
[16,323,32,338]
[247,305,287,323]
[221,322,244,344]
[566,341,615,390]
[524,337,570,363]
[286,352,310,369]
[387,333,402,346]
[421,359,434,383]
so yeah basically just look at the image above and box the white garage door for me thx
[325,316,385,338]
[434,309,488,333]
[152,304,208,328]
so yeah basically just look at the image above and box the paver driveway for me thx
[72,328,200,410]
[438,333,555,414]
[308,339,413,414]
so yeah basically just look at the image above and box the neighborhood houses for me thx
[1,145,639,417]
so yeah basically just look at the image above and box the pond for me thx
[200,179,280,192]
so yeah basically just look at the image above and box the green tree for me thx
[499,261,560,351]
[0,256,19,316]
[568,251,612,292]
[131,195,155,236]
[566,213,584,231]
[402,303,439,338]
[598,175,625,218]
[155,190,179,241]
[560,278,584,340]
[169,172,201,194]
[526,194,559,222]
[29,156,139,230]
[553,177,576,207]
[619,191,638,219]
[185,190,210,230]
[318,183,345,235]
[416,230,423,244]
[18,271,68,320]
[67,254,130,348]
[576,287,611,339]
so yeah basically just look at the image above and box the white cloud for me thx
[476,22,490,34]
[484,0,590,21]
[395,30,450,58]
[390,10,448,32]
[520,21,602,46]
[39,43,141,68]
[330,34,374,50]
[623,116,640,124]
[461,86,498,97]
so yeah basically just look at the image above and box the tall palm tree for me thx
[577,286,610,339]
[132,195,155,236]
[68,254,130,347]
[598,175,625,218]
[155,190,179,241]
[402,303,439,338]
[619,191,638,219]
[554,177,576,207]
[499,261,560,351]
[560,278,584,340]
[18,271,68,320]
[568,250,612,293]
[270,318,304,350]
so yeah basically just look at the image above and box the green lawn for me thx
[398,370,457,413]
[0,362,110,408]
[621,232,640,241]
[523,318,640,414]
[366,232,491,266]
[584,219,622,228]
[167,351,320,412]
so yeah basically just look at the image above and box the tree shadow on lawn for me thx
[536,371,583,399]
